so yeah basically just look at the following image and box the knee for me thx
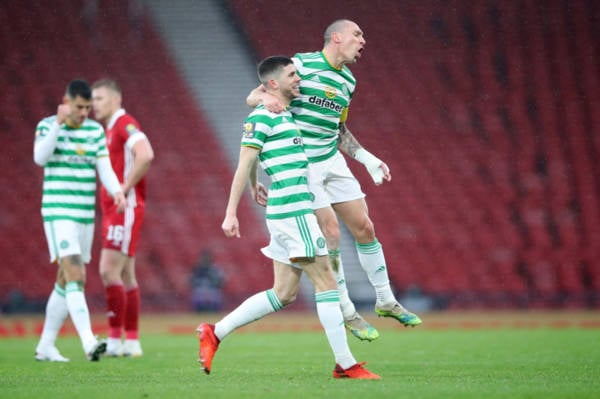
[61,259,87,284]
[99,267,120,286]
[66,272,86,285]
[321,220,341,245]
[273,286,298,306]
[121,270,137,287]
[352,217,376,242]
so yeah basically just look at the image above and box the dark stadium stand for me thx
[226,0,600,308]
[0,0,268,312]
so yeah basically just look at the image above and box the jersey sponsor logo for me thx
[75,144,87,156]
[308,96,344,113]
[67,155,95,164]
[324,86,337,99]
[242,121,255,138]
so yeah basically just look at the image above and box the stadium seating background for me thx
[1,0,599,311]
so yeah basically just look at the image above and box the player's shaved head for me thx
[323,19,352,45]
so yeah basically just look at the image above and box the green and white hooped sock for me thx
[65,281,96,351]
[315,290,356,369]
[356,239,395,305]
[36,283,69,351]
[214,289,283,341]
[329,249,357,319]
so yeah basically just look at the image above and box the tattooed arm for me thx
[337,122,362,157]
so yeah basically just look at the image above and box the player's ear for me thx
[332,31,342,43]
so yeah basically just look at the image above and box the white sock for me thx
[36,283,68,351]
[356,239,396,305]
[214,289,283,341]
[315,290,356,369]
[329,250,357,319]
[65,281,96,352]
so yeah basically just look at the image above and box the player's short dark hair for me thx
[257,56,293,84]
[66,79,92,100]
[92,78,122,95]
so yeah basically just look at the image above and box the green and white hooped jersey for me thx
[242,106,313,220]
[290,51,356,163]
[35,116,108,224]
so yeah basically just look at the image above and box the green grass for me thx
[1,328,599,399]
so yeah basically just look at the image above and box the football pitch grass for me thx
[1,312,599,399]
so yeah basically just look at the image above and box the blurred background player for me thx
[197,56,380,379]
[92,78,154,357]
[190,249,225,312]
[34,79,126,362]
[247,20,422,341]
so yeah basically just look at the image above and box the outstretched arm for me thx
[222,146,260,237]
[338,122,391,185]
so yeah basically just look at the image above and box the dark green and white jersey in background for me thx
[291,51,356,163]
[241,105,313,220]
[35,116,108,224]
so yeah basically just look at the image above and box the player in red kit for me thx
[92,79,154,357]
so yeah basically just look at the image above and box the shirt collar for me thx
[107,108,126,130]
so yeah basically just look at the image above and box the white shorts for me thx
[261,213,328,268]
[43,219,94,264]
[308,151,365,209]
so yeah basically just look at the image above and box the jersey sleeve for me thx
[124,124,148,150]
[96,127,110,158]
[291,55,306,78]
[117,115,147,150]
[34,117,54,141]
[241,109,272,150]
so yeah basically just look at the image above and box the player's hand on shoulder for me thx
[262,94,285,113]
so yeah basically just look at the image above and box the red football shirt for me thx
[100,109,147,209]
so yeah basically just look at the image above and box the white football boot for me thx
[122,339,143,357]
[35,346,70,362]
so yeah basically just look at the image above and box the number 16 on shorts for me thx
[107,225,125,245]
